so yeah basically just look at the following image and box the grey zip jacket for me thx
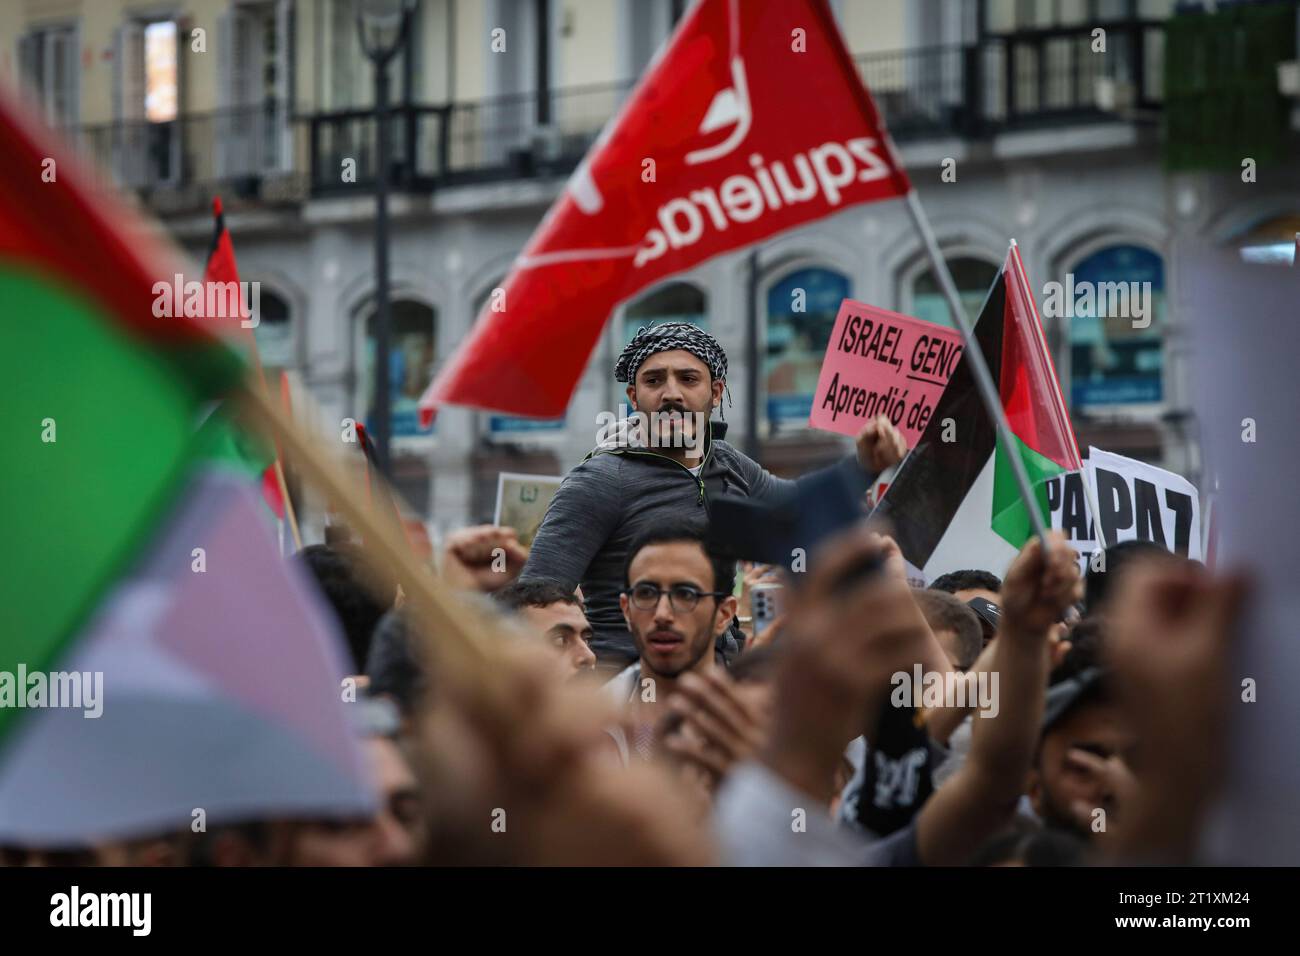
[520,420,873,666]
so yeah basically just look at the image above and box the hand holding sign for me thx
[854,414,908,473]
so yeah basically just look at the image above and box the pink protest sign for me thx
[809,300,965,447]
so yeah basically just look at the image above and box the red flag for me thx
[419,0,911,421]
[202,196,257,348]
[204,197,284,519]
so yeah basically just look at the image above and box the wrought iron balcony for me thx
[72,101,309,209]
[69,20,1226,204]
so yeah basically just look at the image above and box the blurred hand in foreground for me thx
[1102,560,1249,862]
[419,639,714,865]
[440,525,529,593]
[764,525,933,803]
[661,669,770,793]
[1000,531,1083,644]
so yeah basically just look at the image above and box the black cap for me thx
[966,596,1001,637]
[1041,667,1105,734]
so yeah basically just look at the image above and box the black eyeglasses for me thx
[623,582,728,612]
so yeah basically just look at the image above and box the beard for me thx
[635,622,716,679]
[653,401,704,451]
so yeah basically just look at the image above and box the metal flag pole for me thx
[901,188,1051,547]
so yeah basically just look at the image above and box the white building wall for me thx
[178,140,1300,529]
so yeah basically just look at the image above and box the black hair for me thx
[1050,615,1105,685]
[623,519,736,597]
[929,569,1002,595]
[491,579,582,613]
[915,589,984,670]
[364,609,427,718]
[968,818,1087,867]
[298,544,397,673]
[1085,539,1171,613]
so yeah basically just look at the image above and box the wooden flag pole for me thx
[272,456,303,551]
[901,188,1051,548]
[233,377,512,711]
[243,334,303,552]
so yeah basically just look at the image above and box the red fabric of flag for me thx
[419,0,911,421]
[998,243,1082,471]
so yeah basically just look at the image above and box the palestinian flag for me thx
[1,94,240,744]
[0,93,374,839]
[874,243,1081,582]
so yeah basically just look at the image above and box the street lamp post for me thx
[356,0,415,478]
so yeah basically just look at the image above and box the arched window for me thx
[1068,244,1165,408]
[910,256,1000,328]
[358,299,438,438]
[253,288,292,371]
[622,281,708,344]
[765,266,848,428]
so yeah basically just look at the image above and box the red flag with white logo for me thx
[419,0,911,421]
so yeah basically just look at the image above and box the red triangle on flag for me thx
[998,243,1082,471]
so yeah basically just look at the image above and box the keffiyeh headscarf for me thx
[615,322,729,385]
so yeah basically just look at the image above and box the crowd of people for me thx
[3,323,1247,867]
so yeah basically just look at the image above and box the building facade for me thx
[5,0,1298,539]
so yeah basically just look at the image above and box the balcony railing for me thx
[306,80,632,194]
[73,102,309,207]
[306,21,1165,193]
[855,20,1165,139]
[73,21,1184,204]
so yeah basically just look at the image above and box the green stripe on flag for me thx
[195,404,276,479]
[991,432,1065,549]
[1,266,241,743]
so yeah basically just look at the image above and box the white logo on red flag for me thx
[420,0,912,421]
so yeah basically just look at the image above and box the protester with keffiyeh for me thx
[519,321,909,672]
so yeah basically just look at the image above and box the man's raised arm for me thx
[743,414,908,503]
[914,532,1082,866]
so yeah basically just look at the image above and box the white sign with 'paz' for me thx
[1042,470,1099,570]
[1084,447,1201,560]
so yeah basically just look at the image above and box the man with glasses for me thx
[519,322,908,674]
[603,520,738,765]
